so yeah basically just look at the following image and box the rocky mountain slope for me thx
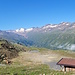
[0,39,26,64]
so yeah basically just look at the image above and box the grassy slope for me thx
[0,39,28,64]
[27,29,75,50]
[0,38,75,75]
[0,46,75,75]
[28,47,75,58]
[0,64,73,75]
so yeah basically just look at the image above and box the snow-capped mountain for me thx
[16,28,25,32]
[10,22,75,33]
[6,22,75,34]
[41,22,72,31]
[2,22,75,50]
[15,28,34,33]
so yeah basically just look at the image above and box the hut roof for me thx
[57,58,75,67]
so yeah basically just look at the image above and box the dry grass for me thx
[12,50,60,67]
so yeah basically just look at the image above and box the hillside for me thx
[0,39,75,74]
[0,30,33,46]
[22,22,75,50]
[0,47,75,75]
[26,29,75,50]
[0,39,26,63]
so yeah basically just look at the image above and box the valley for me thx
[1,22,75,50]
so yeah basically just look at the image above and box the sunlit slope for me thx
[27,29,75,50]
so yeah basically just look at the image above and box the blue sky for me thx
[0,0,75,30]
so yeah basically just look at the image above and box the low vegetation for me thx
[0,39,75,75]
[0,64,74,75]
[0,39,26,64]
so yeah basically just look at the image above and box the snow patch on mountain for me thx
[42,24,57,29]
[16,28,25,32]
[25,28,33,32]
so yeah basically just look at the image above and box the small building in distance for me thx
[57,58,75,72]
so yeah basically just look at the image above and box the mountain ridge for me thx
[1,22,75,50]
[6,22,75,33]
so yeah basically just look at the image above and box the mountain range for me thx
[1,22,75,50]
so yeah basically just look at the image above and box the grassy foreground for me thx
[0,64,74,75]
[0,43,75,75]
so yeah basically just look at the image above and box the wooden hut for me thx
[57,58,75,72]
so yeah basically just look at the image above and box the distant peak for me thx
[16,28,25,32]
[42,24,57,29]
[15,28,34,33]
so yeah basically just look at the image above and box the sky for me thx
[0,0,75,30]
